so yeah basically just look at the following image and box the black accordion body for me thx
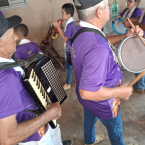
[22,53,67,128]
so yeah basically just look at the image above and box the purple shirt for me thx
[0,68,41,142]
[70,26,123,119]
[0,11,4,16]
[64,21,76,49]
[120,7,142,18]
[141,15,145,36]
[142,15,145,24]
[15,42,41,60]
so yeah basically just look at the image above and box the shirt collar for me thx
[64,17,74,32]
[0,57,24,76]
[19,39,31,45]
[79,20,106,37]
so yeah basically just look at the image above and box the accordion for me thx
[22,53,67,128]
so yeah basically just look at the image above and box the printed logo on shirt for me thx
[108,41,119,65]
[112,51,118,64]
[70,45,76,66]
[28,50,32,55]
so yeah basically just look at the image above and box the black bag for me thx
[67,52,72,65]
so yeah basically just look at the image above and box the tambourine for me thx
[112,18,129,35]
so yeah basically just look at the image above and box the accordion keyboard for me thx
[29,69,52,109]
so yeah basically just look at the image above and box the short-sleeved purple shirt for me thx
[0,68,41,142]
[141,15,145,36]
[70,26,123,119]
[142,15,145,24]
[0,11,4,16]
[14,42,41,60]
[120,7,142,18]
[64,21,76,49]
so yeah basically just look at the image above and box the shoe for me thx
[63,84,71,90]
[133,87,144,94]
[84,134,104,145]
[62,140,73,145]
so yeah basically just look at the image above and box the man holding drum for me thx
[72,0,144,144]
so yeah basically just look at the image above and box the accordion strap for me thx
[71,27,108,45]
[24,108,42,116]
[0,59,27,71]
[0,53,47,71]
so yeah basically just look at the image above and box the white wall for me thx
[1,0,145,57]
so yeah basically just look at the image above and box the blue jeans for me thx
[84,108,125,145]
[65,53,72,85]
[133,73,145,90]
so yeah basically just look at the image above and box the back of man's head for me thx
[73,0,106,21]
[14,24,29,38]
[62,3,75,17]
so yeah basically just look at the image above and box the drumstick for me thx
[128,70,145,86]
[127,18,145,46]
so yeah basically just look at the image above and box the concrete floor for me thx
[56,68,145,145]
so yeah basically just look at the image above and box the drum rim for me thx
[117,36,145,73]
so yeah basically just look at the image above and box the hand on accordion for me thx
[38,126,45,138]
[47,102,61,120]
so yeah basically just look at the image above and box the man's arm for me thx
[126,17,140,23]
[123,20,145,31]
[107,25,144,45]
[138,23,145,31]
[53,20,68,43]
[131,17,140,22]
[79,83,132,101]
[107,34,126,45]
[0,102,61,145]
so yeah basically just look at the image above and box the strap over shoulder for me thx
[71,27,108,45]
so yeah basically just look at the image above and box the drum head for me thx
[119,36,145,73]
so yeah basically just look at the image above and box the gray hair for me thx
[135,0,141,4]
[77,0,106,21]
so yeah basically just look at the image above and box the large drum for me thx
[117,36,145,73]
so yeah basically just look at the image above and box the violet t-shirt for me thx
[0,11,4,16]
[70,26,123,119]
[64,21,76,49]
[142,15,145,24]
[120,7,142,18]
[0,68,41,142]
[141,15,145,36]
[14,42,41,60]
